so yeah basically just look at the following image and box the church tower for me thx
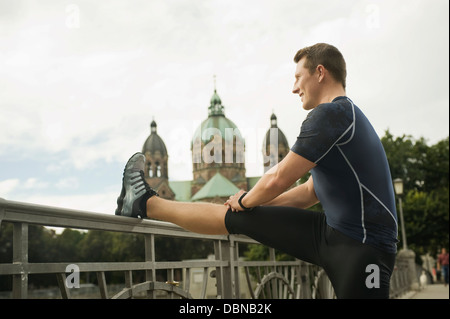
[263,113,290,173]
[142,120,175,200]
[190,88,247,199]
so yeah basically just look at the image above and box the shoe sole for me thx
[115,152,145,216]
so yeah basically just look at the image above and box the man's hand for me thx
[224,189,247,212]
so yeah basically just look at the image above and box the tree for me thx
[382,132,449,257]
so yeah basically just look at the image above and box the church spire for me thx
[150,117,157,134]
[208,75,225,117]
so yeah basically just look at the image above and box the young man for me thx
[115,43,398,299]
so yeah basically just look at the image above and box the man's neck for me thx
[320,86,347,104]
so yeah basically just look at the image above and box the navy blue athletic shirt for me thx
[291,96,398,254]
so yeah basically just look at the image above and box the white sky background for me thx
[0,0,448,214]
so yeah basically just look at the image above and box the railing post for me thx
[214,240,223,298]
[144,234,156,298]
[397,249,419,292]
[56,273,71,299]
[233,241,240,298]
[268,248,278,298]
[298,262,312,299]
[214,239,234,299]
[97,271,109,298]
[0,203,5,229]
[12,222,28,299]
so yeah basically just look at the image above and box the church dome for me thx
[142,120,168,156]
[264,113,289,148]
[191,87,247,196]
[191,116,244,145]
[191,89,244,145]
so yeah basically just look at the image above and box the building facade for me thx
[142,120,175,200]
[142,88,289,203]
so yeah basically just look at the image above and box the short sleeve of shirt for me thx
[291,102,354,163]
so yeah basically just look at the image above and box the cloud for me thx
[0,177,49,198]
[0,179,20,197]
[24,178,49,190]
[55,177,79,190]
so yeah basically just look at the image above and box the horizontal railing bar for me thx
[155,260,227,269]
[229,235,260,244]
[0,198,228,240]
[236,260,303,267]
[0,260,229,275]
[0,199,263,245]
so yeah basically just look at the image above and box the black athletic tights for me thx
[225,206,396,299]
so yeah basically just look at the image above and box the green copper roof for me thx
[209,89,224,116]
[192,116,243,145]
[191,172,240,201]
[169,180,193,202]
[192,89,244,145]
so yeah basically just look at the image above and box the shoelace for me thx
[139,170,155,194]
[130,170,155,196]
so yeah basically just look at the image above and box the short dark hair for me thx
[294,43,347,89]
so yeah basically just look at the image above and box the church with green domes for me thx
[142,88,289,204]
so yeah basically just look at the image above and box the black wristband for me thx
[238,192,253,211]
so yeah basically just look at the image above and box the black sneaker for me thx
[115,152,158,218]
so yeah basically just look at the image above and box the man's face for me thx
[292,57,320,111]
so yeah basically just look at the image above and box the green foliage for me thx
[382,132,449,256]
[0,223,214,289]
[244,244,294,262]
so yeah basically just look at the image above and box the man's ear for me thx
[316,64,326,83]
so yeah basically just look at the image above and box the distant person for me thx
[115,43,398,299]
[437,247,449,286]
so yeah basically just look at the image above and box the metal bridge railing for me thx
[0,198,409,299]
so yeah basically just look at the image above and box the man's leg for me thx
[321,225,396,299]
[147,198,324,267]
[444,265,449,286]
[147,196,229,235]
[225,206,324,265]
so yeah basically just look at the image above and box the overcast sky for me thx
[0,0,448,214]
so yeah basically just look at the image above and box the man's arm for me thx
[229,151,316,210]
[262,175,319,209]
